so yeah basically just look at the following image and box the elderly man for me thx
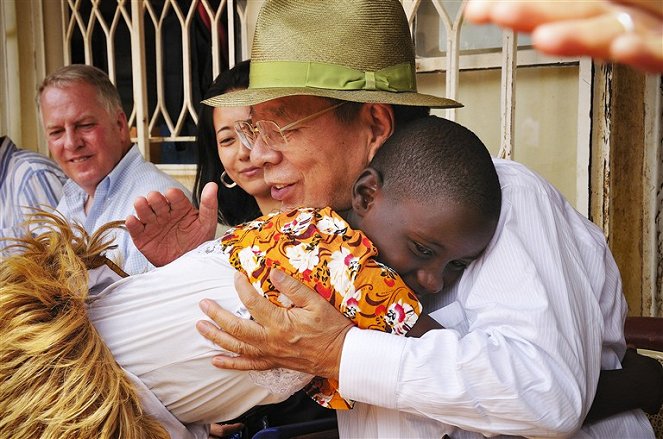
[38,64,189,275]
[0,135,66,245]
[128,1,656,437]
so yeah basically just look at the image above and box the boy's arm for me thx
[406,314,444,338]
[587,348,663,422]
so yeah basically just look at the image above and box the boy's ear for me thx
[352,168,383,216]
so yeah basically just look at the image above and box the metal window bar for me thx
[59,1,582,182]
[61,0,247,162]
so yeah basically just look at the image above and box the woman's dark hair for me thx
[194,60,262,226]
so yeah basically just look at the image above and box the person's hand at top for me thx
[126,181,219,266]
[196,269,354,380]
[464,0,663,73]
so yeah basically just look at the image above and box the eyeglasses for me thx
[235,102,346,151]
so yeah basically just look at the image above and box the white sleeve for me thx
[338,163,611,437]
[90,246,297,425]
[16,167,64,215]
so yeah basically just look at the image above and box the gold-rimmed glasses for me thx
[235,102,346,151]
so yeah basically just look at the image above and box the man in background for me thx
[0,135,66,246]
[38,64,190,275]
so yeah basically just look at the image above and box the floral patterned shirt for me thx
[219,207,422,410]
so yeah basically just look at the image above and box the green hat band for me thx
[250,61,417,93]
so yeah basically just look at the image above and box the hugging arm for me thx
[126,182,219,266]
[394,315,663,423]
[199,270,661,430]
[587,348,663,422]
[197,269,352,380]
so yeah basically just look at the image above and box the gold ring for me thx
[616,11,635,33]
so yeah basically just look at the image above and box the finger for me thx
[463,0,494,24]
[233,270,290,320]
[209,422,244,437]
[164,187,195,216]
[615,0,663,19]
[531,14,626,58]
[268,268,324,308]
[195,319,257,356]
[196,320,271,371]
[611,33,663,72]
[198,299,266,353]
[465,0,606,32]
[133,196,157,224]
[145,191,173,222]
[211,352,274,371]
[199,182,220,239]
[125,214,144,237]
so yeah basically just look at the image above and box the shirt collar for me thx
[61,144,140,204]
[104,144,141,194]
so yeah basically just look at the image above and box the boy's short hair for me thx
[369,115,501,220]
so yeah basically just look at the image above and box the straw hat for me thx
[204,0,461,109]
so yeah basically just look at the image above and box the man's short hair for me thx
[38,64,123,116]
[327,98,430,128]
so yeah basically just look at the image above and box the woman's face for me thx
[213,106,271,199]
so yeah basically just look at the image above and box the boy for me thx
[217,115,500,409]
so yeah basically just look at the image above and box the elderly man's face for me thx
[247,96,378,210]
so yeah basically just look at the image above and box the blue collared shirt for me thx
[56,144,190,274]
[0,136,66,242]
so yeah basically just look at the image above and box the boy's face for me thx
[354,181,497,297]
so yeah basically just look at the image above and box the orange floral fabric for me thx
[220,207,422,410]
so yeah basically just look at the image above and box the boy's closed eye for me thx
[412,241,433,257]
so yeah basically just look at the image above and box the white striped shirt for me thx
[0,136,66,243]
[338,159,653,438]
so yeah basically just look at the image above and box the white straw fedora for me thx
[203,0,461,109]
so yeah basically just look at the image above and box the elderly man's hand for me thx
[464,0,663,73]
[126,182,218,266]
[197,269,353,380]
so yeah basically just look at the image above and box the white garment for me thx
[88,243,300,433]
[337,159,653,438]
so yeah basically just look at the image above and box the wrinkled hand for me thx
[464,0,663,73]
[196,269,353,380]
[126,182,219,266]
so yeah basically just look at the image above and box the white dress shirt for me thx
[337,159,654,438]
[88,244,298,435]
